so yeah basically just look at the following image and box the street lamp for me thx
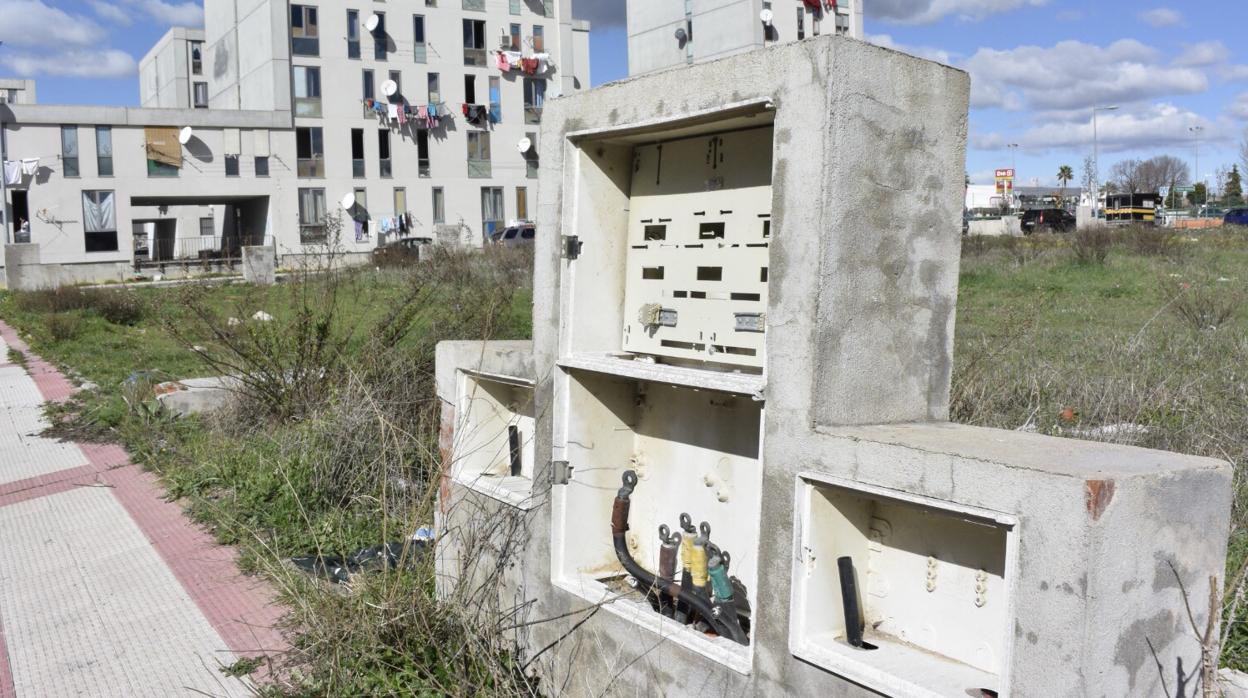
[1189,126,1204,206]
[1006,143,1019,210]
[1092,105,1119,218]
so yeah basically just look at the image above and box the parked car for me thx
[1020,208,1076,235]
[372,236,430,266]
[1225,208,1248,227]
[491,224,536,247]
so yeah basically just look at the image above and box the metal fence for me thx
[134,234,272,268]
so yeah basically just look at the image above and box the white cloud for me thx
[1223,65,1248,82]
[869,0,1048,24]
[1229,94,1248,121]
[1174,41,1229,68]
[982,103,1217,154]
[1138,8,1182,27]
[0,0,105,47]
[865,33,954,65]
[124,0,203,27]
[0,49,137,79]
[965,40,1208,112]
[88,0,134,25]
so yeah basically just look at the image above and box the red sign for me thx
[994,168,1015,179]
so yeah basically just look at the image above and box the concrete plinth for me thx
[4,244,47,291]
[241,245,276,285]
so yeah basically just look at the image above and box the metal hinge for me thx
[562,235,582,260]
[550,460,572,486]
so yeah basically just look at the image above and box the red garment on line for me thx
[824,0,838,11]
[801,0,820,10]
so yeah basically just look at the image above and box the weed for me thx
[45,312,84,342]
[1071,228,1113,265]
[1162,275,1244,332]
[221,656,262,678]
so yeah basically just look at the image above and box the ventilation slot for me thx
[697,267,723,282]
[643,267,665,280]
[731,293,761,302]
[660,340,705,352]
[644,225,667,241]
[761,267,769,282]
[700,222,726,239]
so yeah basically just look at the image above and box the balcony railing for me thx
[524,106,542,124]
[353,158,365,178]
[418,158,431,178]
[134,234,272,268]
[298,157,325,177]
[380,159,392,178]
[464,47,487,66]
[463,0,484,10]
[467,159,491,179]
[295,97,322,118]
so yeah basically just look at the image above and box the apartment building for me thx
[627,0,862,76]
[0,0,588,283]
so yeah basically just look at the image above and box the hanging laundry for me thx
[397,106,407,125]
[365,98,375,108]
[20,158,39,176]
[387,103,400,121]
[495,51,510,71]
[3,161,20,185]
[802,0,820,10]
[399,214,408,234]
[824,0,838,10]
[489,104,502,123]
[354,220,364,240]
[520,57,539,75]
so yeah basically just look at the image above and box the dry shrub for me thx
[16,286,145,325]
[1000,235,1048,266]
[1162,275,1245,332]
[44,312,84,342]
[1128,225,1186,260]
[1071,228,1113,266]
[962,234,991,257]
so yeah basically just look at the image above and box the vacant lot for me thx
[1,229,1247,685]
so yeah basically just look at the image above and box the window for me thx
[463,19,486,66]
[464,74,476,104]
[199,217,215,236]
[489,76,501,122]
[298,188,327,242]
[481,187,504,239]
[413,15,427,63]
[543,0,554,18]
[509,0,520,15]
[353,188,368,216]
[432,187,445,224]
[193,81,208,108]
[255,156,270,176]
[225,155,240,176]
[291,4,319,56]
[81,190,117,252]
[190,41,203,75]
[394,187,407,216]
[467,131,491,178]
[363,68,375,116]
[378,129,392,178]
[296,126,324,177]
[293,66,321,117]
[347,10,361,59]
[416,131,430,177]
[60,126,80,177]
[427,72,441,103]
[525,131,538,179]
[523,78,545,124]
[388,70,402,97]
[427,0,437,5]
[796,7,804,39]
[509,23,521,51]
[532,25,544,52]
[372,11,387,60]
[95,126,113,177]
[516,186,528,221]
[351,129,365,177]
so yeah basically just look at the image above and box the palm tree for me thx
[1057,165,1074,206]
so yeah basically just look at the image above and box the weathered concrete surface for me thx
[434,340,535,404]
[428,31,1236,698]
[242,245,276,285]
[3,244,45,291]
[154,376,242,417]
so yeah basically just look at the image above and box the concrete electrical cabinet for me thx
[433,34,1233,698]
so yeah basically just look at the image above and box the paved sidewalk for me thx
[0,322,285,697]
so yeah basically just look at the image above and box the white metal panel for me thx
[622,126,773,368]
[252,128,270,157]
[223,128,241,155]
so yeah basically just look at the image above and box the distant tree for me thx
[1226,165,1244,205]
[1057,165,1074,204]
[1241,128,1248,176]
[1187,183,1208,206]
[1111,156,1190,194]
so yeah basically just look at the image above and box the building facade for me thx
[0,0,589,281]
[0,80,36,106]
[627,0,862,76]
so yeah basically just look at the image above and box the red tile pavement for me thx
[0,320,287,696]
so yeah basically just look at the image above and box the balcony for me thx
[298,157,324,178]
[295,97,322,118]
[380,159,393,178]
[464,48,487,67]
[419,159,431,178]
[467,159,491,179]
[524,106,542,125]
[353,158,365,178]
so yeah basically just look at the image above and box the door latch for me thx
[550,460,573,485]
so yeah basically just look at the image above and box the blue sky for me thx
[5,0,1248,191]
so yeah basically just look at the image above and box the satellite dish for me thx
[674,27,688,42]
[341,192,356,209]
[365,13,381,32]
[516,137,533,153]
[382,80,398,96]
[759,8,774,24]
[178,126,194,144]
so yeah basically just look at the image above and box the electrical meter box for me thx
[450,373,535,506]
[621,128,773,368]
[790,474,1016,697]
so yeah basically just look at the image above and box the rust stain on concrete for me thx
[1086,479,1115,521]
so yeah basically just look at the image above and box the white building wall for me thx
[0,80,37,105]
[139,28,206,109]
[627,0,862,76]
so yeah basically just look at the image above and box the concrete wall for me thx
[139,28,206,109]
[0,80,36,105]
[205,0,291,112]
[425,34,1235,698]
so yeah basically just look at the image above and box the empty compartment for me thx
[451,374,536,506]
[790,475,1016,697]
[553,370,764,668]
